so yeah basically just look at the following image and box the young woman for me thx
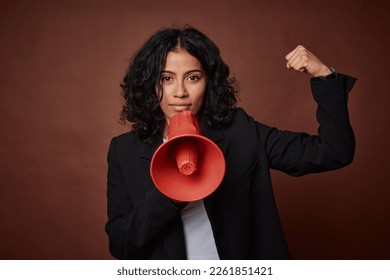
[105,27,356,260]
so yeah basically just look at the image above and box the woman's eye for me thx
[161,76,172,82]
[188,75,200,81]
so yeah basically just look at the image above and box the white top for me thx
[180,199,220,260]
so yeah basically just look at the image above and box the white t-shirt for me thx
[180,200,220,260]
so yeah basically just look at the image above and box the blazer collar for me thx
[199,119,225,144]
[137,138,162,160]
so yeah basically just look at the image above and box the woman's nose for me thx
[174,82,189,98]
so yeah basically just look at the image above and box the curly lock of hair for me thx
[120,26,238,143]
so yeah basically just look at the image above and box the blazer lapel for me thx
[199,120,231,258]
[135,139,162,195]
[136,138,187,259]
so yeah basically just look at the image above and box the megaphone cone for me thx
[150,111,225,202]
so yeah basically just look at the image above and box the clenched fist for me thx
[285,45,332,77]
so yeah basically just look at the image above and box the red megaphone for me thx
[150,111,225,201]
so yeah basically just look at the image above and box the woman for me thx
[105,27,356,259]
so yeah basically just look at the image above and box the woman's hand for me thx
[285,45,332,77]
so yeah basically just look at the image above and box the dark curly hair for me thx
[120,26,238,143]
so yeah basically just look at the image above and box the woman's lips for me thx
[170,104,192,111]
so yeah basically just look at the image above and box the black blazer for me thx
[105,74,356,259]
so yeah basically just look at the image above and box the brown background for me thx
[1,0,389,259]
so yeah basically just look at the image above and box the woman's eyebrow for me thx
[161,69,203,75]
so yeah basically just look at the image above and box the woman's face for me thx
[157,49,206,128]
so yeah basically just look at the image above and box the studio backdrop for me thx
[1,0,389,259]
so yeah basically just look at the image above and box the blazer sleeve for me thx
[257,74,356,176]
[105,137,185,259]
